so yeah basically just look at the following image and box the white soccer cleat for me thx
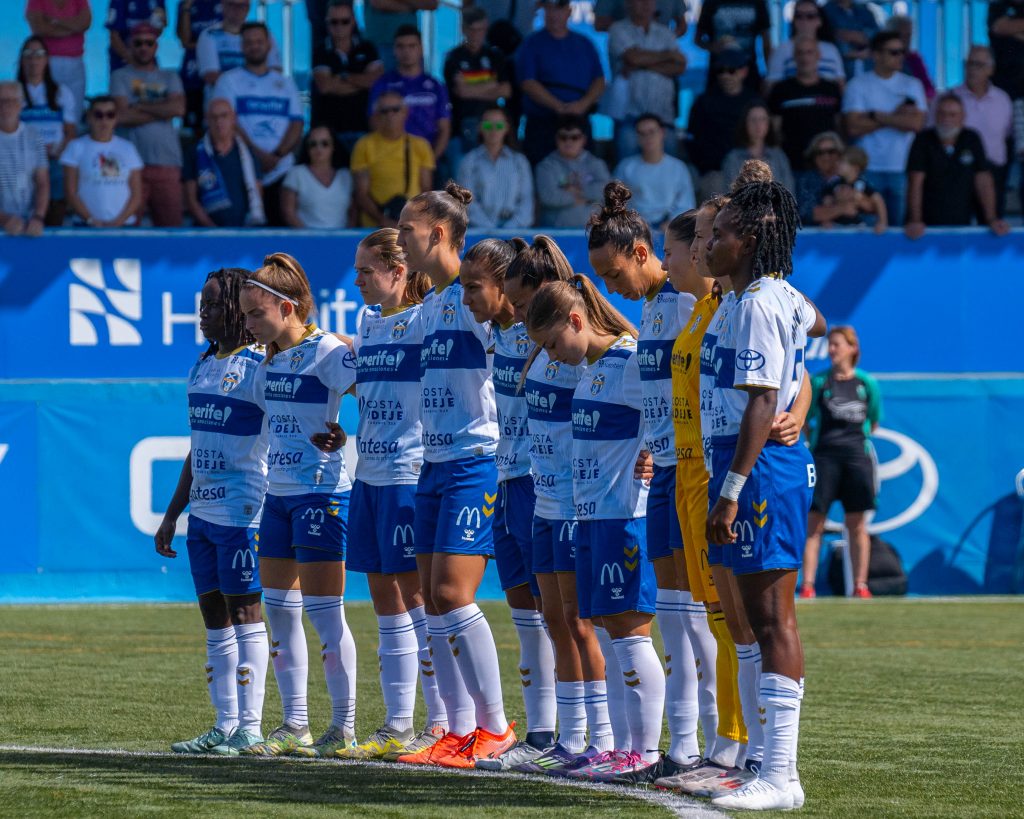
[790,776,805,809]
[711,777,796,811]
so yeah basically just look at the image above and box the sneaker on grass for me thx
[475,739,550,771]
[239,724,313,757]
[336,724,415,760]
[171,726,230,754]
[210,729,263,756]
[291,725,355,758]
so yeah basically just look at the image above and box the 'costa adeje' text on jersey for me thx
[354,304,425,485]
[524,349,585,520]
[671,293,716,461]
[419,277,498,462]
[259,329,357,496]
[187,345,268,527]
[571,335,649,520]
[492,322,533,483]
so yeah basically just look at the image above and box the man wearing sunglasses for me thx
[107,0,167,73]
[111,22,186,227]
[535,113,610,228]
[196,0,281,91]
[843,30,926,226]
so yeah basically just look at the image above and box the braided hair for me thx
[203,267,252,358]
[726,180,801,279]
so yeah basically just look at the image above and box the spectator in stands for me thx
[0,81,48,237]
[516,0,605,166]
[213,22,302,226]
[24,0,91,120]
[363,0,439,72]
[197,0,281,90]
[988,0,1024,101]
[904,93,1010,239]
[62,95,143,227]
[613,113,694,229]
[686,46,759,194]
[722,101,794,193]
[769,35,843,170]
[535,114,610,227]
[370,26,451,161]
[17,37,76,225]
[175,0,224,130]
[765,0,844,87]
[463,0,537,41]
[796,129,843,224]
[607,0,687,160]
[351,91,435,227]
[822,0,878,79]
[444,8,512,174]
[183,96,264,226]
[952,45,1013,218]
[111,23,185,227]
[107,0,166,73]
[305,0,329,55]
[842,31,926,225]
[281,126,352,229]
[312,0,384,162]
[696,0,771,91]
[815,145,887,231]
[594,0,687,34]
[457,105,533,228]
[886,15,934,100]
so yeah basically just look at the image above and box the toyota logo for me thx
[736,349,766,371]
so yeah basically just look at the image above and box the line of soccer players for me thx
[157,161,824,811]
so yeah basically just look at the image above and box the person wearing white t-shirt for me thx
[613,115,695,230]
[213,22,303,226]
[281,126,353,229]
[61,95,143,227]
[842,30,926,225]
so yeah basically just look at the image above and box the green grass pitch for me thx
[0,598,1021,817]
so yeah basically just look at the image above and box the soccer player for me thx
[394,183,517,768]
[587,181,719,778]
[525,276,664,786]
[237,253,359,758]
[156,267,270,756]
[458,237,561,770]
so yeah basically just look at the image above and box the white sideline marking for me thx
[0,745,724,818]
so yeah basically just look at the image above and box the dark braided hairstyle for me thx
[202,267,252,359]
[725,181,801,279]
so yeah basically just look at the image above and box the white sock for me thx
[679,592,720,756]
[656,589,700,763]
[233,622,269,735]
[427,614,475,735]
[410,606,447,730]
[735,643,764,766]
[595,626,630,750]
[263,589,308,728]
[792,677,805,779]
[205,627,239,733]
[582,679,614,752]
[759,673,801,789]
[555,680,588,753]
[612,635,667,764]
[304,595,357,734]
[441,604,508,735]
[511,609,557,735]
[377,612,418,733]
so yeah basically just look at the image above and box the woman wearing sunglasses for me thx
[281,125,353,229]
[457,106,534,229]
[794,130,844,225]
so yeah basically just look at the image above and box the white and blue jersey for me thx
[571,335,649,521]
[492,322,533,483]
[186,345,268,528]
[353,304,425,485]
[418,277,498,462]
[258,328,357,496]
[196,25,282,78]
[699,291,738,472]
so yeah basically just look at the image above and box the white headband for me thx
[247,279,299,306]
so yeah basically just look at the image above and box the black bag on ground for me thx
[828,535,908,596]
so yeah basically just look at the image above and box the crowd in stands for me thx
[2,0,1021,238]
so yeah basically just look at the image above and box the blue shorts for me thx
[576,518,657,619]
[494,476,539,595]
[185,515,262,597]
[258,492,349,563]
[347,480,418,575]
[414,456,497,556]
[645,464,676,561]
[708,438,815,575]
[532,516,579,575]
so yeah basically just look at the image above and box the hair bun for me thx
[444,180,474,206]
[602,180,632,215]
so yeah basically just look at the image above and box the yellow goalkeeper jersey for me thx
[670,292,718,460]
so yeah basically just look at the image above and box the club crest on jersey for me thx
[442,302,456,325]
[590,373,606,395]
[689,314,705,335]
[290,349,305,372]
[515,331,530,355]
[221,371,241,393]
[392,318,408,340]
[652,312,664,335]
[544,360,560,380]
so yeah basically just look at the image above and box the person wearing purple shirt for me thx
[107,0,167,73]
[369,25,451,160]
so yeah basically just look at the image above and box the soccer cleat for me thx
[210,728,264,756]
[653,755,705,788]
[171,726,231,754]
[511,742,579,775]
[475,738,546,771]
[552,746,603,778]
[397,729,465,765]
[692,765,757,797]
[798,584,816,599]
[599,752,664,786]
[239,724,313,757]
[291,725,355,758]
[853,583,873,599]
[433,730,481,769]
[790,776,805,809]
[711,777,795,810]
[565,749,635,781]
[458,723,516,770]
[667,760,736,794]
[336,724,415,760]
